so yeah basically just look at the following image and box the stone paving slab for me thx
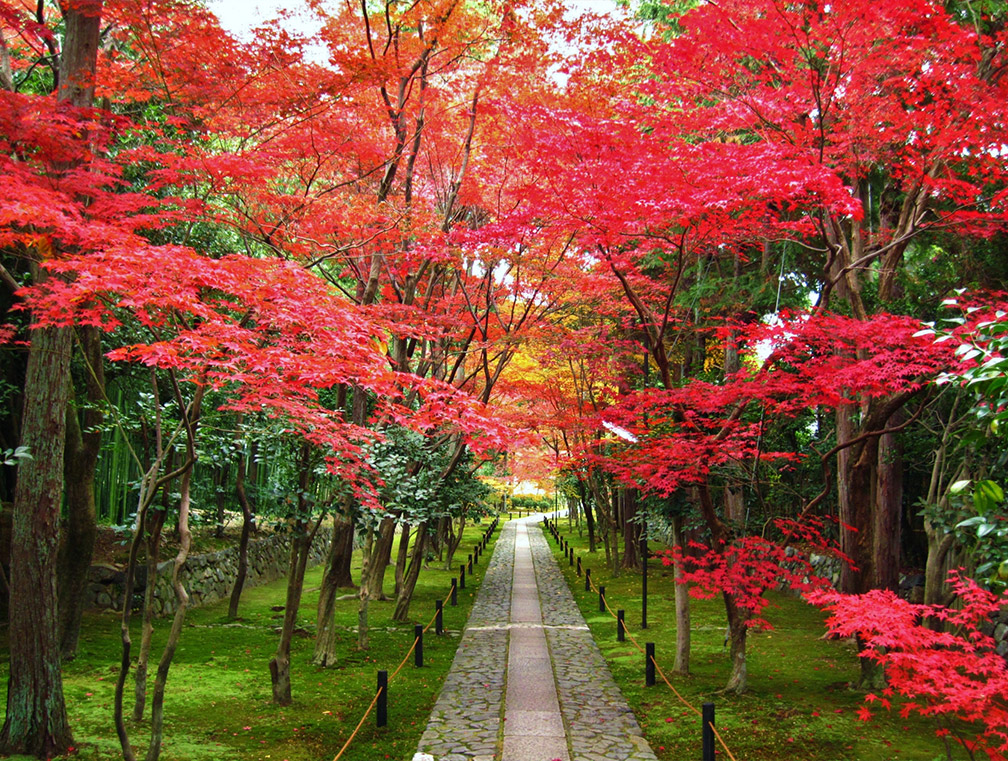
[415,516,658,761]
[528,525,658,761]
[415,521,514,760]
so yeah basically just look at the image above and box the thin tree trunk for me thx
[392,522,429,622]
[621,488,639,570]
[671,515,691,675]
[723,594,749,695]
[365,517,396,601]
[143,464,195,761]
[357,525,375,650]
[228,436,254,620]
[443,516,463,571]
[395,523,412,597]
[578,478,596,552]
[269,525,311,704]
[270,443,319,704]
[132,492,167,722]
[313,511,355,667]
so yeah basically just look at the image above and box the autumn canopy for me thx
[1,0,1008,758]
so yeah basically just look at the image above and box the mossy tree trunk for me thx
[0,324,74,757]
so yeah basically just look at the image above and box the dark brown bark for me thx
[269,525,313,704]
[58,325,103,660]
[0,325,74,757]
[0,2,102,755]
[873,415,903,593]
[228,437,254,620]
[392,521,428,622]
[270,444,319,704]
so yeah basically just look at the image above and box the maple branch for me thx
[799,398,926,518]
[0,262,20,295]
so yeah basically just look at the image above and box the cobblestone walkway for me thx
[415,516,658,761]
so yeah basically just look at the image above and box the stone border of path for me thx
[414,516,658,761]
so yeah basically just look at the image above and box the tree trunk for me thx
[132,497,167,722]
[578,478,596,552]
[312,512,355,667]
[58,326,104,659]
[873,415,903,593]
[269,523,313,705]
[228,439,254,620]
[357,526,375,650]
[0,325,74,757]
[609,490,620,576]
[723,594,749,695]
[213,464,229,539]
[671,514,691,675]
[621,488,639,571]
[838,404,877,595]
[392,521,428,622]
[144,465,195,761]
[365,517,396,601]
[396,523,412,597]
[0,2,102,754]
[270,444,317,704]
[444,516,465,571]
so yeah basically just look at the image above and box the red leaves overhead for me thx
[594,310,955,496]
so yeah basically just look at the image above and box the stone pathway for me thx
[415,516,658,761]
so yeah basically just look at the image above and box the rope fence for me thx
[329,516,500,761]
[543,517,739,761]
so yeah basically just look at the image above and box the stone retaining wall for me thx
[86,526,333,617]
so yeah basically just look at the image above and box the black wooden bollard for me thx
[436,600,444,635]
[646,642,655,686]
[377,670,388,727]
[702,702,715,761]
[468,554,473,575]
[414,624,423,667]
[599,585,606,613]
[617,609,625,641]
[569,547,574,566]
[576,557,582,576]
[450,578,458,606]
[585,567,591,591]
[460,565,466,589]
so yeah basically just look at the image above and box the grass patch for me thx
[545,519,967,761]
[1,520,500,761]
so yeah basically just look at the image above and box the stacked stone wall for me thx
[86,526,332,617]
